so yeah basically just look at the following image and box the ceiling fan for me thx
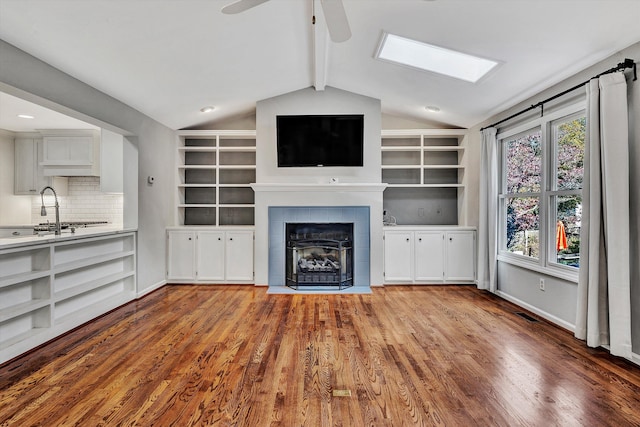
[221,0,352,43]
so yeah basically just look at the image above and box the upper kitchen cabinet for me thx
[40,129,100,176]
[14,136,68,196]
[100,129,123,193]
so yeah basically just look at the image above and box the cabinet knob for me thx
[230,238,233,241]
[418,238,422,242]
[449,238,453,241]
[406,238,410,242]
[218,237,221,241]
[188,237,192,241]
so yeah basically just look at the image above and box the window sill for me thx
[497,254,579,284]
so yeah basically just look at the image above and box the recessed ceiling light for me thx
[200,106,215,113]
[375,33,499,83]
[17,114,35,119]
[425,106,441,113]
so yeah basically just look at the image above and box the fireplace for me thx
[285,223,354,290]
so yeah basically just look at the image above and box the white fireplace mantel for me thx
[251,183,388,193]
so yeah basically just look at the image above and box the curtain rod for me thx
[480,58,637,132]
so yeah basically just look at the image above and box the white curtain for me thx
[575,72,632,359]
[477,127,498,292]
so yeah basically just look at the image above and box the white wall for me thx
[0,39,174,296]
[471,42,640,350]
[256,86,381,184]
[0,130,31,224]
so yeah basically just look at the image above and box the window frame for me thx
[497,102,585,282]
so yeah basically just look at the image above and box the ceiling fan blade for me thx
[320,0,351,43]
[221,0,270,15]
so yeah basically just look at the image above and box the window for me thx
[498,105,585,277]
[503,129,542,258]
[550,114,585,268]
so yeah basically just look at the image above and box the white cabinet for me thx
[40,130,100,176]
[384,227,476,284]
[223,230,254,281]
[167,230,196,280]
[445,230,476,281]
[414,231,445,281]
[196,231,225,281]
[382,230,413,282]
[167,228,254,283]
[14,137,68,195]
[100,129,123,193]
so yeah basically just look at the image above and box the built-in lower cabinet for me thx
[383,227,476,284]
[166,227,254,283]
[0,232,136,364]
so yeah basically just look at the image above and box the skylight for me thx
[375,33,498,83]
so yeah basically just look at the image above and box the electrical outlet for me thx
[539,278,545,291]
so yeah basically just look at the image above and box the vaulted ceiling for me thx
[1,0,639,130]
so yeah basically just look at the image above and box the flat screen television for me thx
[276,114,364,167]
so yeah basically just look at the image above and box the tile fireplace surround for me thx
[252,183,387,292]
[269,206,368,289]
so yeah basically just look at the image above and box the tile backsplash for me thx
[32,177,123,225]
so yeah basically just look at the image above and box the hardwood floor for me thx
[2,285,640,426]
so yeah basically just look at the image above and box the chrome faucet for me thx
[40,186,61,235]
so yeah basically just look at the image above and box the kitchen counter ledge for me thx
[0,226,136,250]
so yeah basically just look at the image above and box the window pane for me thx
[506,130,542,193]
[555,195,581,267]
[555,116,585,190]
[506,197,540,258]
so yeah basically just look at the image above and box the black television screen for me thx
[276,115,364,167]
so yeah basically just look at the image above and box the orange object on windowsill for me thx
[556,220,568,251]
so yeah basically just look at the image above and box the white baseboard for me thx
[137,279,166,299]
[631,352,640,367]
[495,290,576,332]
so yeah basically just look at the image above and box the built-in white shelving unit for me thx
[176,130,256,226]
[0,232,136,364]
[381,129,466,187]
[381,129,467,225]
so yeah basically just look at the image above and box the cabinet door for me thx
[196,231,225,281]
[43,136,94,164]
[414,231,445,282]
[100,129,123,193]
[224,231,254,282]
[14,138,38,194]
[445,231,476,281]
[383,231,413,282]
[167,231,196,280]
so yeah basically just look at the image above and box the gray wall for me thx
[470,41,640,353]
[0,39,175,295]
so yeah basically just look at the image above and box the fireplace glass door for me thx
[285,223,354,290]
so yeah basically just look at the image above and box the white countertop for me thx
[383,225,477,230]
[0,226,136,250]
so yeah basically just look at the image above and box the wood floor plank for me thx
[2,284,640,426]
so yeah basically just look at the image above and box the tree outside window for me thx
[499,110,585,272]
[504,130,541,258]
[552,115,585,267]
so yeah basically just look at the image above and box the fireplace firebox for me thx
[285,223,354,290]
